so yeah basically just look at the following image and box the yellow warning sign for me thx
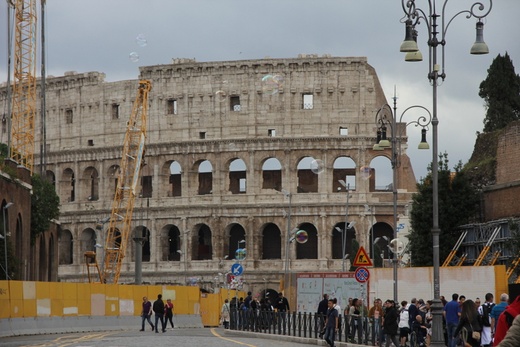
[352,246,373,267]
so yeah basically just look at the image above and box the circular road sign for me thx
[354,266,370,283]
[231,263,244,276]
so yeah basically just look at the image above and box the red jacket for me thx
[493,296,520,346]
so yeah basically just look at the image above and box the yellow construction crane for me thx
[10,0,37,174]
[85,80,151,284]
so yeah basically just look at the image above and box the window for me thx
[302,94,314,110]
[111,104,119,119]
[199,132,206,139]
[167,99,178,115]
[268,129,276,137]
[340,127,348,136]
[65,109,73,124]
[87,139,94,146]
[230,96,241,111]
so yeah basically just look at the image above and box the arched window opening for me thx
[229,159,247,194]
[198,160,213,195]
[262,158,282,191]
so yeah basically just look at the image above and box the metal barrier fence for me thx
[229,308,382,345]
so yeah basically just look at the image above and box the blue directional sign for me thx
[231,263,244,276]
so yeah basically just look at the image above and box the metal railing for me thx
[229,308,382,345]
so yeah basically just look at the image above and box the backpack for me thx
[481,303,495,327]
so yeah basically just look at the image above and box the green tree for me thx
[408,153,479,266]
[480,52,520,132]
[31,174,60,243]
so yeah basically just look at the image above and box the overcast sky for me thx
[1,0,518,183]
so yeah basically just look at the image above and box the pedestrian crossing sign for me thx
[352,246,373,267]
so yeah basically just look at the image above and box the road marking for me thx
[210,328,257,347]
[21,332,118,347]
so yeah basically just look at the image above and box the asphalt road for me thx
[0,327,324,347]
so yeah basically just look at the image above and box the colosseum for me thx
[6,55,420,295]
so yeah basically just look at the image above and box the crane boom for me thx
[11,0,37,174]
[101,80,151,284]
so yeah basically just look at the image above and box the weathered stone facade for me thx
[3,56,419,291]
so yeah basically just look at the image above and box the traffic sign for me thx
[231,263,244,276]
[354,266,370,283]
[352,246,373,267]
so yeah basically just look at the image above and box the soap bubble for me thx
[261,74,284,95]
[360,166,372,180]
[310,159,324,174]
[295,230,308,244]
[129,52,139,63]
[136,34,148,47]
[235,248,247,261]
[215,90,227,103]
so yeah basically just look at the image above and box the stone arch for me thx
[261,223,281,259]
[372,222,394,261]
[132,225,151,262]
[106,164,119,199]
[297,156,318,193]
[140,164,153,198]
[82,166,99,201]
[160,224,181,261]
[46,170,56,188]
[192,223,212,260]
[228,159,247,194]
[332,222,357,259]
[332,156,357,192]
[296,223,318,259]
[79,228,96,262]
[261,157,282,191]
[59,229,73,265]
[15,212,23,268]
[163,160,182,197]
[196,160,213,195]
[61,168,75,203]
[370,155,392,191]
[225,223,246,260]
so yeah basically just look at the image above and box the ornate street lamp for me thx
[374,92,432,304]
[399,1,492,346]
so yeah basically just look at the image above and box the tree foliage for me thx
[408,153,479,266]
[31,174,60,243]
[480,53,520,132]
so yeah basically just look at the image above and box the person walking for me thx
[153,294,166,333]
[221,299,231,329]
[454,299,482,347]
[324,299,339,347]
[317,294,329,337]
[478,293,495,347]
[382,300,400,347]
[444,293,461,347]
[164,298,174,330]
[140,296,154,331]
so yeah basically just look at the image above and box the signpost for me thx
[353,246,373,267]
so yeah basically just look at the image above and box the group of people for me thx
[140,294,175,333]
[444,292,520,347]
[220,291,290,330]
[315,291,520,347]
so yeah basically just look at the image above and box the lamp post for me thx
[365,204,375,262]
[281,189,292,291]
[337,180,356,272]
[374,92,432,304]
[399,1,492,346]
[2,202,14,280]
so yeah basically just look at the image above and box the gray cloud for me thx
[1,0,517,181]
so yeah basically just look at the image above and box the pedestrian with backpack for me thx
[478,293,495,347]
